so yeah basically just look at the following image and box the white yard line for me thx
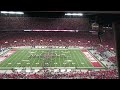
[17,49,29,68]
[49,50,52,67]
[15,49,28,67]
[21,49,30,67]
[38,50,42,67]
[75,50,86,67]
[69,50,75,67]
[58,50,61,67]
[71,50,80,67]
[54,50,57,67]
[31,49,36,67]
[12,50,23,67]
[39,50,44,67]
[35,49,39,67]
[65,49,70,67]
[0,56,11,67]
[16,49,27,67]
[11,49,25,67]
[67,50,71,67]
[78,50,91,67]
[15,51,22,67]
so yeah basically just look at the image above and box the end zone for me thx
[81,49,103,68]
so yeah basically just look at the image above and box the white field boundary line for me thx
[86,50,104,68]
[2,67,104,69]
[0,50,16,64]
[81,50,103,68]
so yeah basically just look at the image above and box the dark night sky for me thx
[23,12,120,23]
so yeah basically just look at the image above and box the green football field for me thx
[0,48,105,69]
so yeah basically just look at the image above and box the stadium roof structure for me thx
[19,11,120,21]
[24,11,120,13]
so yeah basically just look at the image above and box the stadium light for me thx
[1,11,8,14]
[16,12,24,14]
[9,11,16,14]
[1,11,24,14]
[65,13,83,16]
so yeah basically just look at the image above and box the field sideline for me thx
[0,48,105,69]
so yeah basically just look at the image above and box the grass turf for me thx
[0,48,105,69]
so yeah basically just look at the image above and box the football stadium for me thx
[0,11,119,79]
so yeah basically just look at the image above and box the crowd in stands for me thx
[0,69,118,79]
[0,30,116,51]
[108,56,117,64]
[0,31,101,47]
[101,30,116,51]
[0,17,90,30]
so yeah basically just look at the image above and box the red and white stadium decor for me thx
[81,50,102,67]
